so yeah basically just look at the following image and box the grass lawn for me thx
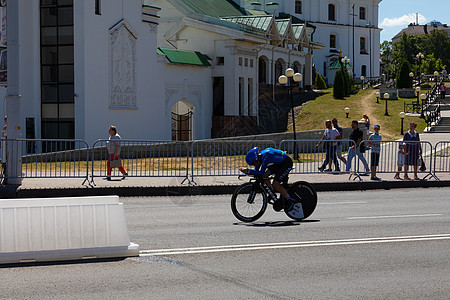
[289,88,428,141]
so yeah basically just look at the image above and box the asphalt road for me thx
[1,188,449,299]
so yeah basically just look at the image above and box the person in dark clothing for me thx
[345,120,369,173]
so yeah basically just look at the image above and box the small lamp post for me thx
[415,86,421,104]
[399,112,406,135]
[345,107,350,118]
[279,68,302,160]
[409,71,414,84]
[420,93,427,118]
[375,91,380,103]
[360,76,365,89]
[434,71,439,86]
[384,92,390,116]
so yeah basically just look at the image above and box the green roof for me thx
[178,0,247,17]
[221,15,273,32]
[158,47,211,66]
[328,60,353,70]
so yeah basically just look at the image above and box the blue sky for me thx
[379,0,450,42]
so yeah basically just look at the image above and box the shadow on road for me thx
[233,219,320,227]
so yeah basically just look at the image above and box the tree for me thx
[315,73,327,89]
[421,54,446,75]
[333,69,345,99]
[341,65,350,97]
[396,59,412,89]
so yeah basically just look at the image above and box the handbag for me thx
[110,157,122,168]
[359,142,366,153]
[418,155,426,172]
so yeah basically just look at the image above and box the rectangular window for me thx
[239,57,242,66]
[250,59,254,68]
[360,37,366,53]
[239,77,244,116]
[328,4,335,21]
[295,1,302,14]
[244,58,248,67]
[359,7,366,20]
[248,78,253,116]
[95,0,101,15]
[330,35,336,49]
[216,57,224,65]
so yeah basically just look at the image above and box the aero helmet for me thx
[245,147,259,166]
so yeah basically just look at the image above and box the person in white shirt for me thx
[316,120,340,172]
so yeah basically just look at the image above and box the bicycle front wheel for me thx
[231,182,268,222]
[284,181,317,221]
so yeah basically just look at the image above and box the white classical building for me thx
[232,0,382,81]
[3,0,325,148]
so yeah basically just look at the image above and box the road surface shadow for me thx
[0,257,126,269]
[233,219,320,227]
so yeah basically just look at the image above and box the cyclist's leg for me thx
[272,157,293,198]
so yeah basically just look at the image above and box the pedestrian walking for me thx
[106,125,128,181]
[394,143,407,179]
[331,118,347,165]
[403,122,422,180]
[439,83,446,103]
[363,114,370,136]
[316,120,340,172]
[368,124,382,180]
[345,120,369,173]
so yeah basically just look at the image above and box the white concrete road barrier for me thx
[0,196,139,264]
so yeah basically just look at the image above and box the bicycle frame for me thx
[247,175,289,205]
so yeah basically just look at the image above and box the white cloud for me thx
[380,13,427,27]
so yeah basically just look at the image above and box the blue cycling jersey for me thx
[248,148,288,175]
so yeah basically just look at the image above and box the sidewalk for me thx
[1,169,449,199]
[1,131,449,199]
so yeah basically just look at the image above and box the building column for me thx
[304,53,313,88]
[6,0,23,184]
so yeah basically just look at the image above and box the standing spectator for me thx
[439,83,446,103]
[443,68,448,80]
[1,115,7,181]
[403,122,421,180]
[394,143,407,179]
[331,118,347,165]
[368,124,382,180]
[363,114,370,136]
[106,125,127,181]
[316,120,340,172]
[345,120,369,173]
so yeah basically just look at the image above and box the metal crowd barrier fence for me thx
[0,139,90,184]
[90,140,190,185]
[190,140,277,182]
[359,140,434,180]
[433,141,450,180]
[278,139,358,176]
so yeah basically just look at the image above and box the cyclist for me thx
[239,147,295,212]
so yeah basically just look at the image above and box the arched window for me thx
[361,65,367,77]
[328,4,335,21]
[295,0,302,14]
[359,7,366,20]
[360,37,366,53]
[275,59,285,83]
[330,34,336,49]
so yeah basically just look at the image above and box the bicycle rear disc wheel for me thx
[231,183,267,222]
[284,181,317,221]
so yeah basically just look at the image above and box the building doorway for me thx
[172,100,194,141]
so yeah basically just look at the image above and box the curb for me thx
[1,180,450,199]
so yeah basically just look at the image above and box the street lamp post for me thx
[399,112,406,135]
[415,86,421,108]
[420,93,427,118]
[434,71,439,87]
[279,68,302,160]
[360,76,365,89]
[384,92,390,116]
[375,91,380,103]
[345,107,350,118]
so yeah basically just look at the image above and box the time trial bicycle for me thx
[231,174,317,222]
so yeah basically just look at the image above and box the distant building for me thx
[392,20,450,43]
